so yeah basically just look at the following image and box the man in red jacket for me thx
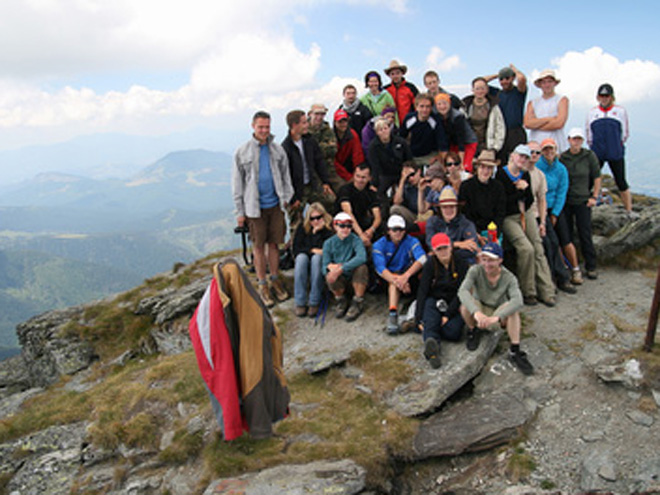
[333,108,365,184]
[383,59,419,124]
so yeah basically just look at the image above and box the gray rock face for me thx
[16,306,97,387]
[411,392,532,460]
[202,459,366,495]
[595,359,644,390]
[0,354,31,398]
[0,387,43,418]
[302,350,351,374]
[135,276,210,325]
[592,204,630,236]
[596,203,660,259]
[581,448,617,491]
[386,329,502,416]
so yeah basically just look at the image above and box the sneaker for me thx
[570,270,583,285]
[307,305,319,317]
[466,328,480,351]
[259,284,275,308]
[586,270,598,280]
[271,278,289,302]
[509,350,534,376]
[557,281,577,294]
[523,295,538,306]
[386,311,399,335]
[334,296,349,319]
[295,306,307,317]
[540,296,556,308]
[424,338,442,369]
[345,297,364,322]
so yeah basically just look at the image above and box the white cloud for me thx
[425,46,462,75]
[533,47,660,106]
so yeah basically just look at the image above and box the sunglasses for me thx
[335,223,352,229]
[530,150,541,155]
[389,227,405,233]
[310,215,323,221]
[445,161,460,167]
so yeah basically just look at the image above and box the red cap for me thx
[540,138,557,150]
[334,109,349,122]
[431,232,451,250]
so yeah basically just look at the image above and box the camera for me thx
[234,225,249,234]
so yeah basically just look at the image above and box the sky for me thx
[0,0,659,166]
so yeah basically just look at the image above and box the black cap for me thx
[598,83,614,97]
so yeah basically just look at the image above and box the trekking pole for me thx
[644,264,660,352]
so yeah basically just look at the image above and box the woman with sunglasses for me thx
[292,203,335,317]
[372,214,427,335]
[444,151,470,193]
[414,232,469,369]
[322,212,369,321]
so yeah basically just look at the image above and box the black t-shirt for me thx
[337,182,379,232]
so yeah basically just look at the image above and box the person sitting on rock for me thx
[458,242,533,375]
[372,214,427,335]
[425,186,479,264]
[415,233,469,369]
[322,212,369,322]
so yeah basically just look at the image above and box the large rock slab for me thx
[135,276,210,325]
[385,329,502,416]
[0,354,31,397]
[410,392,532,460]
[202,459,366,495]
[596,203,660,259]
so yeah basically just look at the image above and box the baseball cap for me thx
[431,232,451,250]
[597,83,614,96]
[513,144,531,157]
[498,67,515,79]
[333,212,352,223]
[334,109,349,122]
[567,127,585,139]
[540,138,557,150]
[387,215,406,230]
[481,242,503,259]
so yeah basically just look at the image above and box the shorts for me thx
[328,264,369,291]
[246,205,286,248]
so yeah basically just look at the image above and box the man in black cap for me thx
[484,64,528,163]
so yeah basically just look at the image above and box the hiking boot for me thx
[570,269,583,285]
[523,295,538,306]
[271,278,289,302]
[557,280,577,294]
[386,311,399,335]
[466,328,480,351]
[295,306,307,317]
[509,350,534,376]
[424,338,442,369]
[345,297,364,322]
[540,296,556,308]
[400,320,416,334]
[259,284,275,308]
[586,270,598,280]
[334,296,349,319]
[307,305,319,317]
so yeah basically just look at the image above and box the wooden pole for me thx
[644,264,660,352]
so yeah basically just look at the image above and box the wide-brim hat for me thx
[384,59,408,75]
[438,186,458,206]
[473,149,500,167]
[534,69,560,87]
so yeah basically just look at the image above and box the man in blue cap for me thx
[458,242,533,375]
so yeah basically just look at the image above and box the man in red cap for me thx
[333,108,365,185]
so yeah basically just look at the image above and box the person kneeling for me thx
[458,242,534,375]
[372,214,427,335]
[322,212,369,321]
[415,233,469,369]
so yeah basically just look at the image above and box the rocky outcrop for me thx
[135,275,210,325]
[596,203,660,259]
[202,460,366,495]
[16,305,97,388]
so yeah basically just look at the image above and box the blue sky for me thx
[0,0,658,170]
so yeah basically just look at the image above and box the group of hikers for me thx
[231,60,631,375]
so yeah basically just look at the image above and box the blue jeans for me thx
[421,297,464,342]
[294,253,324,307]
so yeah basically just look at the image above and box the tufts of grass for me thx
[578,320,598,341]
[540,479,557,489]
[159,429,204,464]
[609,314,643,334]
[506,445,536,482]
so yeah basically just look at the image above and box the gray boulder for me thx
[202,459,366,495]
[386,329,502,416]
[596,203,660,260]
[0,354,31,397]
[135,275,210,325]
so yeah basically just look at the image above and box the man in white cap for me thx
[372,214,427,334]
[322,212,369,321]
[524,69,569,152]
[559,127,601,280]
[383,59,419,124]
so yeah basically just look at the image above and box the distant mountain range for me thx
[0,148,241,354]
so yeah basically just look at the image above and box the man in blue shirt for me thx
[372,214,427,334]
[233,111,294,308]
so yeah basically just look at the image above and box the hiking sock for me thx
[510,343,520,354]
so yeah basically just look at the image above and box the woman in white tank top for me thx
[524,69,569,152]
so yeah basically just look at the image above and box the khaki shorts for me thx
[247,206,286,248]
[328,264,369,291]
